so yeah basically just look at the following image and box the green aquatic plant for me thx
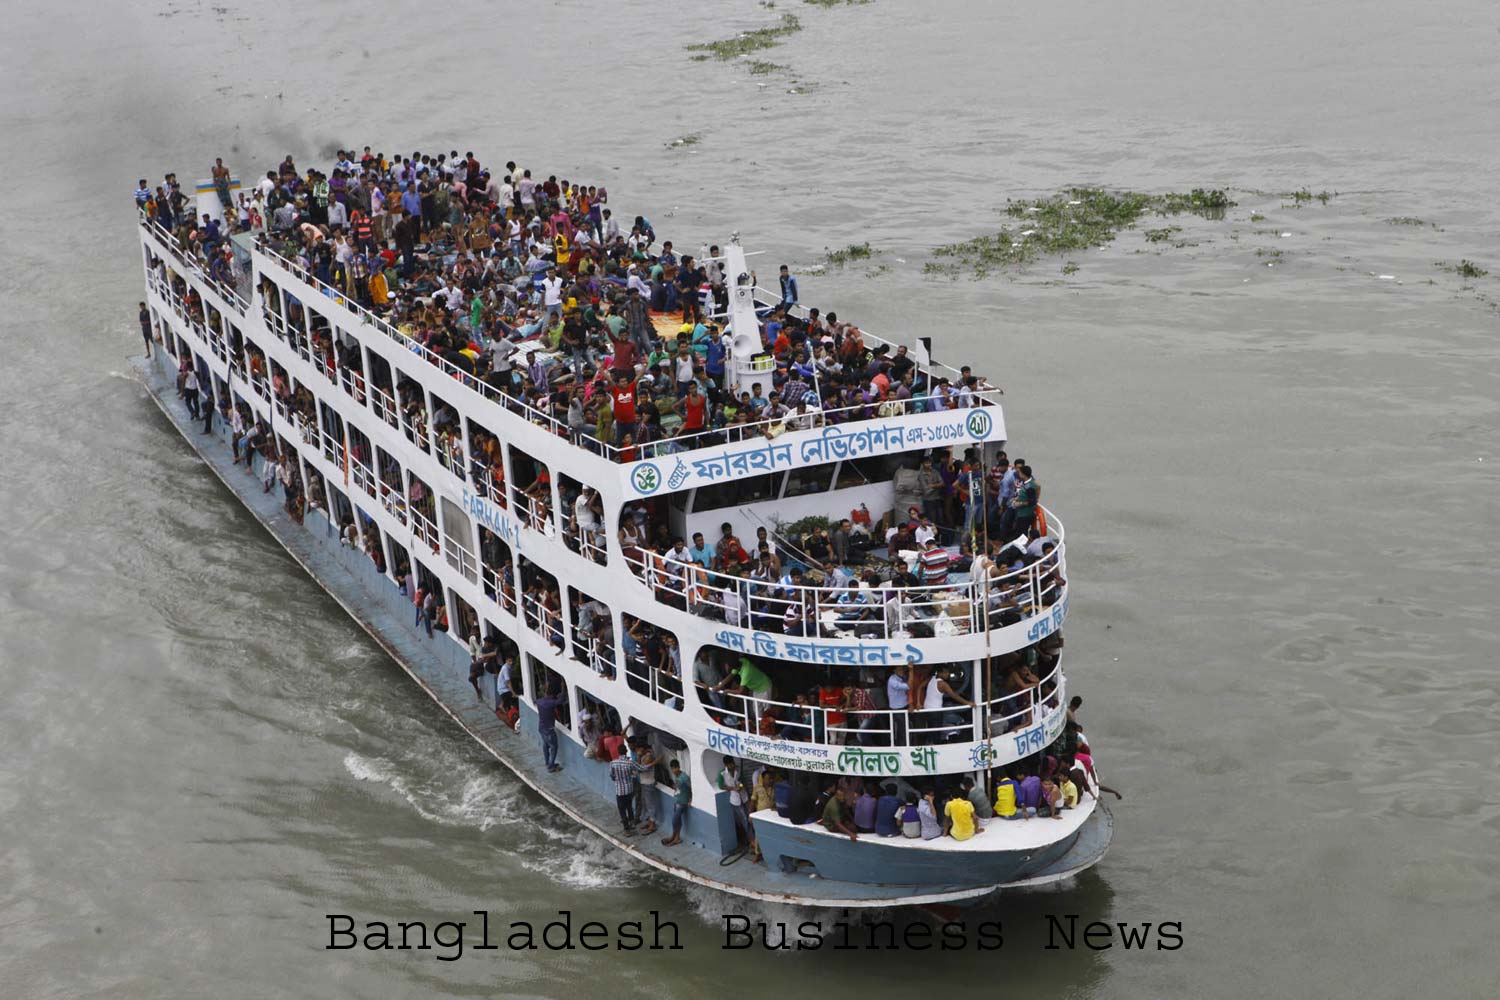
[1434,259,1488,280]
[925,187,1236,277]
[826,242,875,266]
[747,60,784,74]
[666,134,702,148]
[1144,226,1182,244]
[686,13,802,60]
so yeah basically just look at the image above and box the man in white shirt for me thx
[914,515,937,547]
[541,272,563,320]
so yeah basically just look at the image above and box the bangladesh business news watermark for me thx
[324,911,1184,961]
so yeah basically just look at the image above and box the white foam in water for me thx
[679,883,835,941]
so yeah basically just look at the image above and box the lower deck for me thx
[131,350,1110,906]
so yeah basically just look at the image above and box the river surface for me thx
[3,1,1498,997]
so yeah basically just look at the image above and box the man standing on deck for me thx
[778,264,799,309]
[182,368,201,420]
[610,751,646,833]
[537,684,565,772]
[138,303,153,358]
[212,158,233,211]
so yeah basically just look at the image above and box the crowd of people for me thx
[710,696,1120,862]
[611,447,1063,645]
[139,145,1002,469]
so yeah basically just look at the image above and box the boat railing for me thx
[511,491,555,537]
[410,504,440,553]
[980,659,1066,735]
[139,215,251,315]
[564,518,607,565]
[443,531,480,585]
[710,689,960,745]
[708,657,1063,749]
[377,478,408,525]
[339,366,366,404]
[621,643,684,710]
[480,561,515,615]
[369,387,402,430]
[433,431,465,482]
[520,592,565,651]
[571,628,617,681]
[259,244,582,444]
[350,460,377,499]
[475,468,507,508]
[620,514,1064,641]
[397,407,431,454]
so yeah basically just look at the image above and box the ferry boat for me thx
[130,154,1112,907]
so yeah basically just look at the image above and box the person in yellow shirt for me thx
[944,793,981,841]
[994,773,1020,820]
[1059,773,1079,810]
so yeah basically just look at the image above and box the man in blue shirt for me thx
[875,783,904,836]
[537,685,566,772]
[778,264,799,307]
[703,324,726,386]
[886,662,911,745]
[687,532,715,568]
[400,181,422,218]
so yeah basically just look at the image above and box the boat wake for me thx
[341,750,646,890]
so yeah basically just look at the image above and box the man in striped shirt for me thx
[609,753,647,833]
[918,537,951,585]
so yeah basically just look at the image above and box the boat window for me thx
[691,473,781,512]
[784,461,838,498]
[834,454,900,489]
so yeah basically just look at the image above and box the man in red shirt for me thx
[674,381,708,435]
[610,371,637,446]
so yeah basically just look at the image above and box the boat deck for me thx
[131,351,1107,906]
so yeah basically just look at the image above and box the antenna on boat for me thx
[980,438,994,803]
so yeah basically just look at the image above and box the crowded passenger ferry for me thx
[130,146,1113,905]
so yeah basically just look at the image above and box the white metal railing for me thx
[398,408,431,453]
[434,431,465,481]
[622,643,684,709]
[370,387,401,430]
[572,627,617,680]
[476,467,507,507]
[410,505,440,551]
[443,532,480,584]
[512,491,554,536]
[139,216,250,314]
[520,592,565,651]
[378,478,408,525]
[707,658,1064,751]
[350,461,377,498]
[340,366,366,404]
[620,513,1065,641]
[480,561,515,615]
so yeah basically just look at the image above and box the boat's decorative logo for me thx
[631,462,662,495]
[968,742,1002,769]
[966,409,992,440]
